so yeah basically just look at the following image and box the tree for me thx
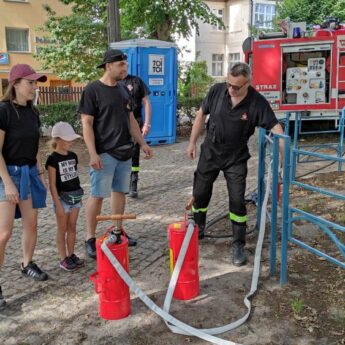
[178,60,213,98]
[120,0,222,41]
[37,0,222,82]
[38,2,108,81]
[276,0,343,25]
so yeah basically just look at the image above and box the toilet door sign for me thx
[148,54,165,75]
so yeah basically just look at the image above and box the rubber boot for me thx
[232,223,247,266]
[194,212,206,240]
[129,172,138,198]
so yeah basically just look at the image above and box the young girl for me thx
[46,122,84,271]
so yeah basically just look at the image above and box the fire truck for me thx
[244,24,345,126]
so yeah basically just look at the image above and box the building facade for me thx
[178,0,277,79]
[0,0,76,95]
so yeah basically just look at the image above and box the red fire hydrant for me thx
[90,214,136,320]
[168,218,199,300]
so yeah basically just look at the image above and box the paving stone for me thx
[0,134,262,344]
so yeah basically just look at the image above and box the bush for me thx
[178,60,213,98]
[177,96,204,124]
[37,102,81,133]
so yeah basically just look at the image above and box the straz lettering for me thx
[255,84,277,91]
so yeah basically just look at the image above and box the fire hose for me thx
[101,163,272,345]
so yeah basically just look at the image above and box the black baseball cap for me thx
[97,49,127,68]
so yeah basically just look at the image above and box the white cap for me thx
[51,122,81,141]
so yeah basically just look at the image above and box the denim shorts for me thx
[90,153,131,198]
[0,172,31,202]
[53,199,82,214]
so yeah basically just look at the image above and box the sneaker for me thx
[59,257,78,271]
[70,253,85,267]
[21,261,49,281]
[0,286,6,309]
[85,237,96,259]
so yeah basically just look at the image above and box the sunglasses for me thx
[226,80,248,91]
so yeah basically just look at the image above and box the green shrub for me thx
[178,60,213,98]
[177,96,204,124]
[37,102,81,133]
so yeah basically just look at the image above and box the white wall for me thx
[176,1,276,78]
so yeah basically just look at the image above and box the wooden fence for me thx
[38,86,84,105]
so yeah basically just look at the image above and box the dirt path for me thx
[0,135,344,345]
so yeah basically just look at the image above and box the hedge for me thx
[37,102,81,133]
[177,96,204,124]
[37,96,204,132]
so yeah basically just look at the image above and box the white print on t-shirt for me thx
[58,159,78,182]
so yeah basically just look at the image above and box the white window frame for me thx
[212,8,224,31]
[254,3,276,29]
[4,0,28,3]
[212,54,224,77]
[228,53,241,69]
[6,27,30,52]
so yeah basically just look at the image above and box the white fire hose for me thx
[101,164,272,345]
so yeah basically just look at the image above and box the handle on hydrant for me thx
[90,272,103,294]
[96,214,137,221]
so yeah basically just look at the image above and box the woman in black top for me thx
[0,64,49,308]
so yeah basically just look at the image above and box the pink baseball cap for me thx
[9,64,47,83]
[51,122,81,141]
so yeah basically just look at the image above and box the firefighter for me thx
[187,62,283,266]
[120,74,152,198]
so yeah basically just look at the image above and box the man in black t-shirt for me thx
[120,74,152,198]
[78,49,153,259]
[187,62,284,266]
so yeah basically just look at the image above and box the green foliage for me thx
[37,102,81,133]
[291,297,304,315]
[38,0,222,82]
[36,3,107,82]
[177,96,204,124]
[177,60,212,124]
[120,0,223,41]
[276,0,344,25]
[178,60,213,98]
[331,0,345,20]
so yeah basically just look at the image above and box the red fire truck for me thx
[244,27,345,125]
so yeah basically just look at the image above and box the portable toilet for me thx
[110,39,177,145]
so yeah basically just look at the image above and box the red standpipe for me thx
[90,233,130,320]
[168,220,199,300]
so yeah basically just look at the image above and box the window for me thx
[228,53,241,69]
[212,54,224,76]
[254,3,276,29]
[6,28,29,52]
[212,8,224,31]
[5,0,28,2]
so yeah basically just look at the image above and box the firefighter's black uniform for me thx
[120,74,151,197]
[192,83,279,262]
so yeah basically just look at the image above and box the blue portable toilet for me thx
[110,39,177,145]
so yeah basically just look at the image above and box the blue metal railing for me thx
[258,109,345,284]
[257,129,290,276]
